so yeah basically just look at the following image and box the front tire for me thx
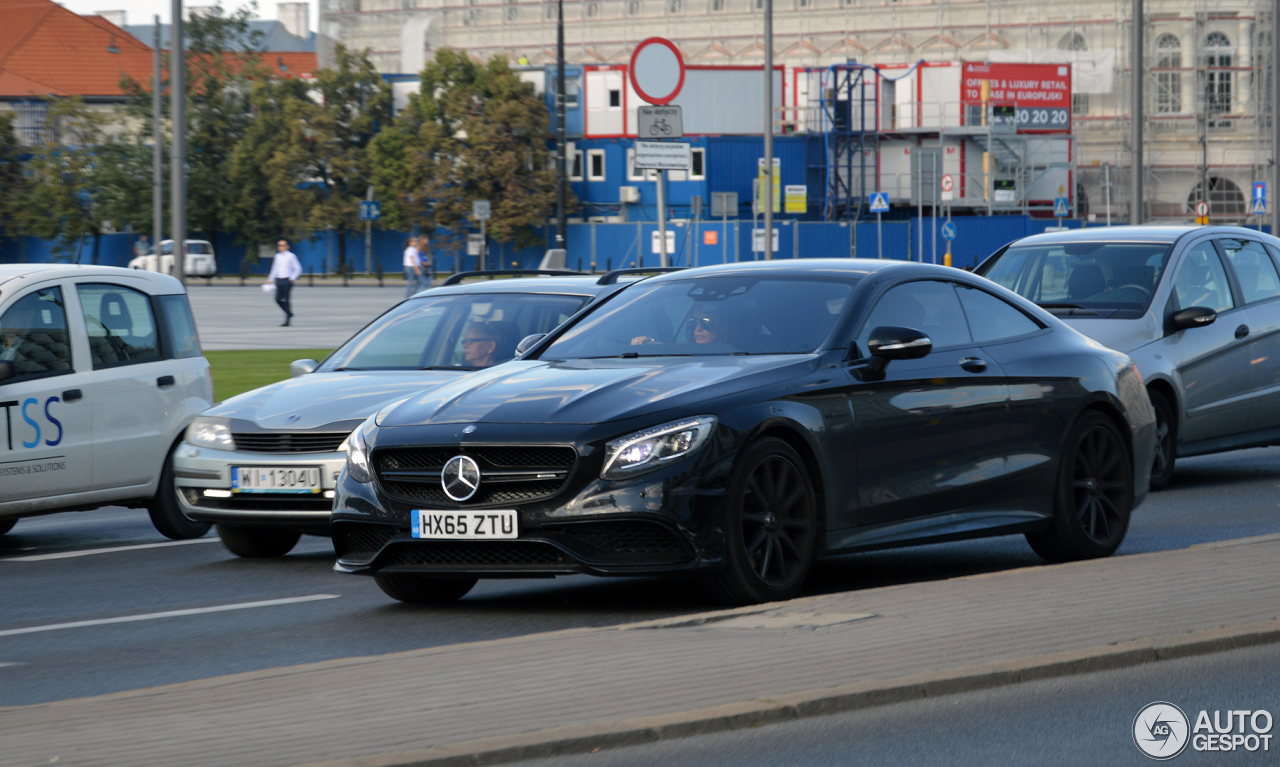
[216,523,301,558]
[0,518,16,536]
[374,573,477,604]
[1026,410,1133,562]
[148,447,212,540]
[702,437,817,605]
[1148,389,1177,491]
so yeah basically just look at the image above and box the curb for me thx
[294,617,1280,767]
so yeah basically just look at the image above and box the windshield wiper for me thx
[1037,302,1082,309]
[421,366,475,371]
[331,366,364,371]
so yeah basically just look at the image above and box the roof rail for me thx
[440,269,588,287]
[596,267,685,286]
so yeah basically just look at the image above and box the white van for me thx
[0,265,215,539]
[128,239,218,278]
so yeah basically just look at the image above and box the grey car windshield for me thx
[541,276,854,359]
[981,242,1173,312]
[319,293,589,372]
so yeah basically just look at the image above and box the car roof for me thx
[411,274,624,299]
[0,264,186,294]
[1009,225,1280,247]
[636,258,927,283]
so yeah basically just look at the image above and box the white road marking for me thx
[1,538,222,562]
[0,595,340,638]
[0,662,20,668]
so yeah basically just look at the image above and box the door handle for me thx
[62,389,83,402]
[1235,324,1250,339]
[157,375,175,387]
[959,357,987,373]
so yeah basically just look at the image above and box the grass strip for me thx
[205,349,333,402]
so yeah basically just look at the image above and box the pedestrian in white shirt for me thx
[403,237,422,298]
[266,238,302,326]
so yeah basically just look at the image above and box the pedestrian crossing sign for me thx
[1053,197,1069,217]
[1252,182,1267,215]
[869,192,890,212]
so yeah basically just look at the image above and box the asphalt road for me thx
[524,636,1280,767]
[2,449,1279,708]
[186,284,406,350]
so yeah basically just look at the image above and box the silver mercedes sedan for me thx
[976,225,1280,490]
[173,271,643,557]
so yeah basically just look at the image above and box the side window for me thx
[1173,243,1235,313]
[158,295,203,359]
[1217,239,1280,305]
[858,280,972,355]
[0,287,73,380]
[956,286,1041,343]
[77,284,162,368]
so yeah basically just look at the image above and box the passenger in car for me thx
[461,321,519,368]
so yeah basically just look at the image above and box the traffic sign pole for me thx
[364,185,373,275]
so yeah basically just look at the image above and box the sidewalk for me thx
[4,534,1280,767]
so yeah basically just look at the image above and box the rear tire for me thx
[374,573,477,604]
[1027,410,1133,562]
[702,437,817,605]
[1148,389,1177,491]
[148,448,213,540]
[216,523,301,558]
[0,518,16,536]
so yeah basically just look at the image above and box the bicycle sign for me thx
[638,105,683,139]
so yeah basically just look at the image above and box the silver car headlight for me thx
[601,416,717,480]
[185,416,235,451]
[345,414,376,483]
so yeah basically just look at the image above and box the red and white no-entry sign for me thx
[1196,201,1210,217]
[629,37,686,105]
[940,174,954,193]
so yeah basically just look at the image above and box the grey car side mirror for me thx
[290,359,318,377]
[516,334,546,356]
[868,326,933,361]
[1172,307,1217,331]
[0,361,13,384]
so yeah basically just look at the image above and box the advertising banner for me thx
[961,62,1072,133]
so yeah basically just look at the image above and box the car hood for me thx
[1060,314,1161,355]
[380,355,819,427]
[208,370,468,429]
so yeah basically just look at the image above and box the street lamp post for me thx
[762,0,773,259]
[153,16,162,255]
[555,0,566,252]
[170,0,186,284]
[1130,0,1143,225]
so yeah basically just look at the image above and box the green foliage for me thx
[19,99,104,260]
[369,50,560,250]
[0,114,26,238]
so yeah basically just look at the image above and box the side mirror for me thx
[290,358,318,377]
[516,334,546,356]
[1172,306,1217,331]
[867,326,933,361]
[0,361,13,384]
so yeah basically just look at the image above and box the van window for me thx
[158,295,203,359]
[77,284,162,368]
[0,287,72,380]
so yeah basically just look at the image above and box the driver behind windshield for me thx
[632,304,735,347]
[461,321,518,368]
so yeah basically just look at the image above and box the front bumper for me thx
[173,442,344,528]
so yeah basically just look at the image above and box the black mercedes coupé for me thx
[331,260,1155,605]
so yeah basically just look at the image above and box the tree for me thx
[242,44,391,272]
[369,50,560,251]
[0,113,26,241]
[20,99,106,262]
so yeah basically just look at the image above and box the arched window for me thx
[1205,32,1233,124]
[585,1,599,17]
[1155,34,1182,113]
[1058,32,1088,115]
[1188,177,1246,217]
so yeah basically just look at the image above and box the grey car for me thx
[173,270,664,557]
[976,225,1280,489]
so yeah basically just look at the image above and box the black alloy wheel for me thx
[374,573,478,604]
[0,517,15,536]
[703,437,817,605]
[1148,389,1177,491]
[1027,410,1134,562]
[216,523,302,558]
[148,446,213,540]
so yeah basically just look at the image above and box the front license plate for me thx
[231,466,322,493]
[412,509,518,540]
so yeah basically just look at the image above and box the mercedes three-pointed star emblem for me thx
[441,455,481,502]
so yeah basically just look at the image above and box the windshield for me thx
[319,292,590,372]
[541,276,854,360]
[979,241,1173,313]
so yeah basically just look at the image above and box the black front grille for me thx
[332,523,398,562]
[186,491,332,513]
[373,445,578,508]
[379,541,574,569]
[233,432,349,454]
[556,521,692,564]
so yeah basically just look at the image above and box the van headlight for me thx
[345,415,376,483]
[185,417,235,451]
[601,416,717,480]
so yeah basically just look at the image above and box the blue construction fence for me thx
[3,217,1272,274]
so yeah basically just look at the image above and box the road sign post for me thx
[1253,182,1268,218]
[630,38,686,268]
[1054,196,1069,229]
[360,188,380,274]
[1195,200,1210,226]
[941,220,956,267]
[869,192,889,259]
[472,200,490,271]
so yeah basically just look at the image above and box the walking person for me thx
[403,237,422,297]
[419,234,434,289]
[266,238,302,326]
[134,235,150,260]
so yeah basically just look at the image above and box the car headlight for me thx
[601,416,717,480]
[185,416,235,451]
[345,415,376,483]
